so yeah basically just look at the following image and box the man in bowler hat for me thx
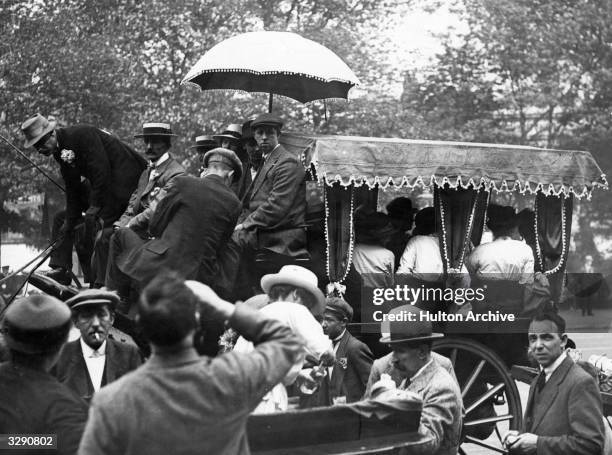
[0,295,88,454]
[365,305,462,455]
[54,289,142,402]
[21,114,146,285]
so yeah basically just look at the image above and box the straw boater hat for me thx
[21,114,57,148]
[2,294,71,354]
[65,289,120,312]
[250,113,283,131]
[213,124,242,143]
[379,305,443,344]
[260,265,325,315]
[190,135,217,152]
[134,122,176,138]
[203,147,243,182]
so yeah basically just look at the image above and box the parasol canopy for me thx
[280,133,608,199]
[181,31,360,105]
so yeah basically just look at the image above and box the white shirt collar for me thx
[150,152,170,168]
[542,351,567,381]
[333,330,346,344]
[80,337,107,358]
[262,144,280,160]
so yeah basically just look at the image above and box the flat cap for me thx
[203,147,243,182]
[325,296,353,322]
[251,113,283,130]
[65,289,120,311]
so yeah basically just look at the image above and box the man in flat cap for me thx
[54,289,142,402]
[21,114,147,285]
[91,123,186,288]
[105,147,242,305]
[220,113,307,297]
[301,296,373,408]
[0,294,88,454]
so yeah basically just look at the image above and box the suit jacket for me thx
[302,331,373,407]
[115,156,185,231]
[119,174,241,284]
[523,356,604,455]
[78,305,302,455]
[239,144,307,256]
[55,125,147,225]
[54,338,142,402]
[0,362,88,455]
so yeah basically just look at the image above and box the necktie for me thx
[536,370,546,393]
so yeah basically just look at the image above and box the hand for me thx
[503,430,519,448]
[185,280,235,321]
[510,433,537,454]
[234,223,244,232]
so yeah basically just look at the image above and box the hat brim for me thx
[134,133,177,138]
[71,299,117,312]
[379,333,444,344]
[212,134,241,142]
[189,144,217,150]
[260,274,325,315]
[24,120,56,148]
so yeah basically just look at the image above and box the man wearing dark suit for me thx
[54,290,142,402]
[91,123,186,287]
[219,113,307,296]
[504,312,604,455]
[301,297,373,407]
[21,114,146,284]
[106,148,242,299]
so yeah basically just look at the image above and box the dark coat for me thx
[54,125,147,225]
[115,156,186,231]
[54,338,143,402]
[119,174,241,284]
[239,144,307,256]
[0,362,88,455]
[523,355,604,455]
[302,330,373,408]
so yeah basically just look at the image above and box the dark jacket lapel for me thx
[245,145,283,202]
[103,339,117,385]
[530,356,573,431]
[331,331,351,393]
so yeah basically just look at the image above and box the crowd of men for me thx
[0,113,607,454]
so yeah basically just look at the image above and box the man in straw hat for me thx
[233,264,334,413]
[214,123,249,197]
[54,289,142,402]
[79,272,302,455]
[91,122,185,288]
[219,113,308,298]
[21,114,147,285]
[105,148,242,307]
[191,134,217,176]
[0,294,88,453]
[365,305,462,455]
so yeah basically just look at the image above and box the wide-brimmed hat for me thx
[134,122,176,138]
[190,135,217,152]
[486,204,518,232]
[65,289,119,312]
[21,114,56,148]
[2,294,71,354]
[325,296,353,322]
[251,113,283,131]
[203,147,243,182]
[261,265,325,315]
[213,124,242,143]
[379,305,443,344]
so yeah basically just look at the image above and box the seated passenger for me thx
[397,207,442,282]
[352,208,395,289]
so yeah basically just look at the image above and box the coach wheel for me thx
[433,337,522,454]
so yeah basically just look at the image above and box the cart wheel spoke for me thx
[465,382,505,415]
[461,359,486,398]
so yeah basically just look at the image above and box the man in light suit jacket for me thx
[219,113,307,297]
[91,122,186,287]
[504,312,603,455]
[301,297,373,407]
[54,290,142,402]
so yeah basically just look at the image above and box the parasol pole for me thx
[0,133,65,193]
[268,93,273,113]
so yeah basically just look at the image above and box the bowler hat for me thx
[65,289,119,312]
[379,305,443,344]
[251,113,283,130]
[486,204,518,232]
[134,122,176,138]
[190,135,217,152]
[325,296,353,322]
[213,124,242,143]
[203,147,243,182]
[21,114,56,148]
[261,265,325,315]
[3,294,71,354]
